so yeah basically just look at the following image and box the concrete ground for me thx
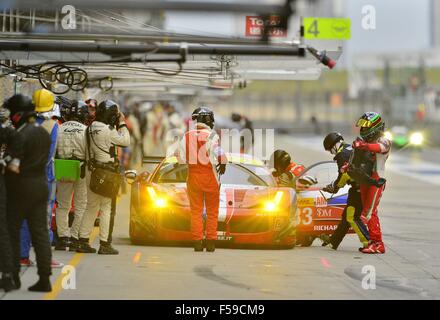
[2,134,440,300]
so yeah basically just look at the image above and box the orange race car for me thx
[126,155,350,248]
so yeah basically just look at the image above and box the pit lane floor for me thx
[2,135,440,300]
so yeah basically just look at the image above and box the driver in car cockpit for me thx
[270,150,305,188]
[269,149,311,243]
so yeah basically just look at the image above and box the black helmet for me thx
[68,100,88,123]
[57,96,73,122]
[3,94,34,116]
[270,149,291,176]
[3,94,35,127]
[96,100,120,126]
[231,113,241,122]
[192,106,215,129]
[323,132,344,151]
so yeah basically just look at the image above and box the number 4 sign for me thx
[303,18,351,40]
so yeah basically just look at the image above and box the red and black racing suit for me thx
[352,137,390,245]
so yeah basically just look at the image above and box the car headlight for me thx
[147,186,168,208]
[263,191,283,213]
[409,132,423,145]
[154,198,167,208]
[384,131,393,141]
[264,201,277,212]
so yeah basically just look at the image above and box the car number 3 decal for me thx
[296,207,313,225]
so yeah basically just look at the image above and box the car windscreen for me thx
[153,163,275,187]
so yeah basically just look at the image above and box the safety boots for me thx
[0,273,18,292]
[193,240,204,252]
[28,276,52,292]
[76,238,97,253]
[193,240,215,252]
[320,234,337,250]
[69,237,79,252]
[206,240,215,252]
[98,241,119,255]
[54,237,70,251]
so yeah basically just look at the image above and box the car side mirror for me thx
[125,170,137,184]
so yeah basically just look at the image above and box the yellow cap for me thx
[33,89,55,113]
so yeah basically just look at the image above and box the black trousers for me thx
[330,187,369,249]
[0,174,14,274]
[6,173,52,277]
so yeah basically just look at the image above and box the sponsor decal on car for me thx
[314,196,327,207]
[217,231,233,241]
[296,207,314,227]
[315,207,343,218]
[313,224,338,231]
[297,198,314,207]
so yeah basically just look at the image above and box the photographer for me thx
[77,100,130,255]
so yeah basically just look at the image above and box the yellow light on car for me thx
[384,131,393,141]
[147,187,167,208]
[154,198,167,208]
[264,191,283,212]
[264,201,277,212]
[409,132,423,145]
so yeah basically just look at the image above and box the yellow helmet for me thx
[33,89,55,113]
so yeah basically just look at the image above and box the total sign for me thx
[245,16,287,37]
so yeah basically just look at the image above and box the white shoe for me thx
[51,260,64,268]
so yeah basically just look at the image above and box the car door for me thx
[294,161,349,236]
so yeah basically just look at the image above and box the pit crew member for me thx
[176,107,227,252]
[320,132,369,250]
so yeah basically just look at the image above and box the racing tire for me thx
[129,215,156,245]
[296,234,316,247]
[129,220,141,244]
[279,243,296,250]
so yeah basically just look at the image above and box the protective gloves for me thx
[352,138,369,150]
[322,183,338,194]
[217,163,226,175]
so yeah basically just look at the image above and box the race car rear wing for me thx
[142,156,166,164]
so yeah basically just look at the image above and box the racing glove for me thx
[217,163,226,175]
[352,138,384,153]
[352,138,368,150]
